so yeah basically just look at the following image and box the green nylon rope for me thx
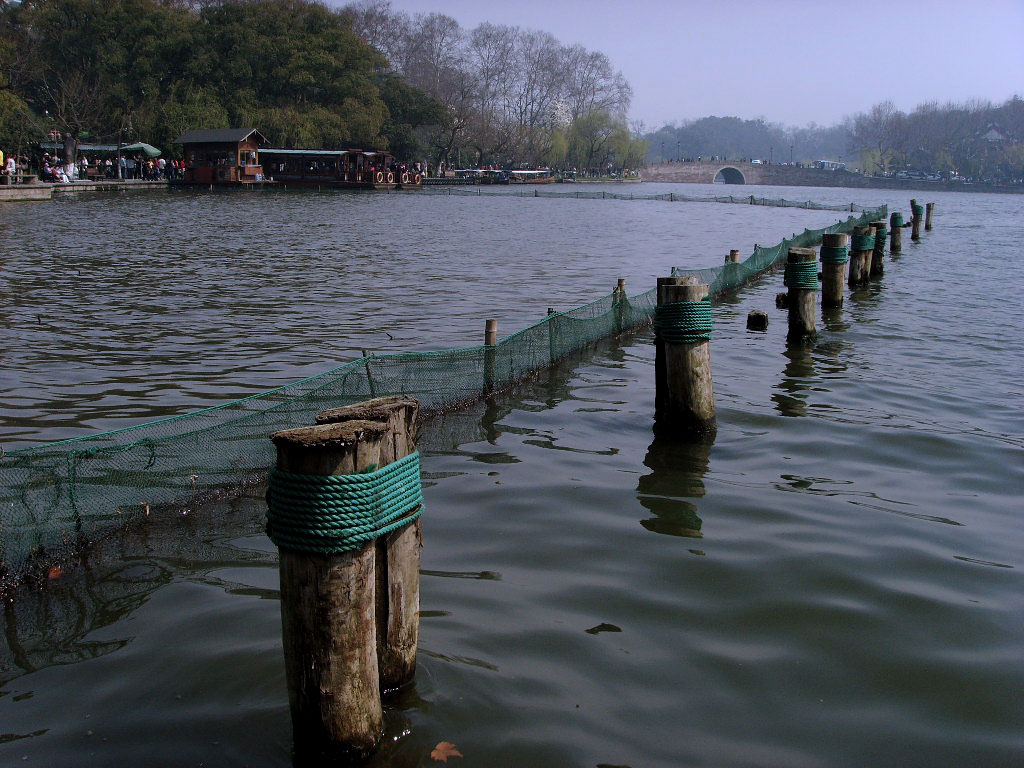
[654,299,713,343]
[784,261,820,290]
[891,213,904,226]
[819,245,849,264]
[266,451,424,553]
[913,204,924,216]
[873,228,888,249]
[851,233,875,251]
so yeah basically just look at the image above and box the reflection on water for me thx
[636,432,713,538]
[772,344,816,417]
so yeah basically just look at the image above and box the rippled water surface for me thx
[1,184,1022,767]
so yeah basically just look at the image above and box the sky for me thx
[332,0,1024,130]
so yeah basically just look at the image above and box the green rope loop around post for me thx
[873,228,888,248]
[891,213,904,226]
[266,451,424,554]
[851,233,875,251]
[783,261,820,290]
[819,245,849,264]
[654,299,713,343]
[912,204,924,216]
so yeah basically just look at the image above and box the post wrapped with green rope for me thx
[820,233,848,308]
[870,222,888,276]
[315,395,423,692]
[268,414,424,760]
[911,199,923,242]
[787,247,818,342]
[657,279,715,433]
[266,452,423,554]
[890,211,904,253]
[654,298,713,344]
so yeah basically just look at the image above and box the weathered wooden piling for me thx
[911,199,923,241]
[819,233,849,308]
[655,276,687,416]
[727,249,741,263]
[925,202,935,231]
[547,307,558,365]
[484,318,498,396]
[889,211,904,253]
[870,220,887,276]
[848,225,873,285]
[614,278,627,333]
[316,397,421,692]
[269,420,390,758]
[656,278,715,432]
[785,247,818,342]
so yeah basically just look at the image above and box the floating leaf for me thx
[430,741,463,762]
[47,567,64,579]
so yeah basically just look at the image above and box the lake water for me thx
[1,183,1022,767]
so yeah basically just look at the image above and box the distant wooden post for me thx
[925,202,935,231]
[614,278,627,333]
[848,225,871,285]
[785,247,818,342]
[726,249,741,263]
[889,211,904,253]
[655,276,687,417]
[911,199,923,241]
[870,220,887,276]
[547,307,558,365]
[270,420,389,759]
[484,318,498,396]
[316,397,422,693]
[658,279,715,432]
[819,233,848,308]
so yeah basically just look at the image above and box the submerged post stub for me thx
[819,233,849,308]
[785,247,819,342]
[889,211,904,253]
[316,396,422,693]
[655,278,716,433]
[268,419,393,759]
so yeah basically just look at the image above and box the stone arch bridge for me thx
[642,161,859,187]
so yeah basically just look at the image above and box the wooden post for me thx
[848,225,871,286]
[614,278,627,333]
[820,233,848,308]
[659,280,715,432]
[911,199,922,241]
[655,276,687,417]
[547,307,558,365]
[316,397,421,692]
[870,220,887,276]
[786,247,818,342]
[726,249,740,263]
[889,211,904,253]
[484,318,498,396]
[925,202,934,231]
[270,420,389,759]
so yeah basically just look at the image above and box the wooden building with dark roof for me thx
[174,128,269,185]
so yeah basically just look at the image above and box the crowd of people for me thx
[36,152,185,182]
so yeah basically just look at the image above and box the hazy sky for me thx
[337,0,1024,130]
